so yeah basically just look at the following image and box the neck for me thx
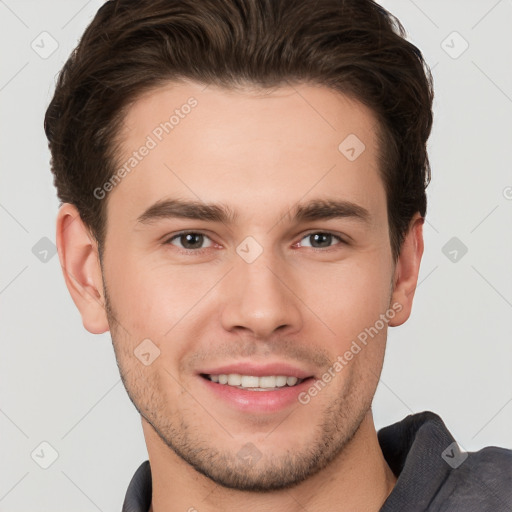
[144,410,397,512]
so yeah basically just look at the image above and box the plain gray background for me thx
[1,0,511,510]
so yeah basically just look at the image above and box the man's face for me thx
[101,81,398,490]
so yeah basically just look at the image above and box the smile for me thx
[202,373,304,390]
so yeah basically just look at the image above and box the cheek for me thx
[106,252,203,331]
[107,258,226,376]
[298,253,393,339]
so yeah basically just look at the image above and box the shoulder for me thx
[378,411,512,511]
[438,445,512,510]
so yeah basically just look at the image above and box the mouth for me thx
[196,362,317,412]
[200,373,307,391]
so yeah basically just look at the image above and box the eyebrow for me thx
[135,197,371,226]
[136,198,238,224]
[294,199,370,224]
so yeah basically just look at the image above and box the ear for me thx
[388,213,424,327]
[56,203,110,334]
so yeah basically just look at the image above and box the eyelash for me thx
[163,230,347,254]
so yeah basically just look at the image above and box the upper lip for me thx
[198,362,315,379]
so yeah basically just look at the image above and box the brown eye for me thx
[167,232,213,250]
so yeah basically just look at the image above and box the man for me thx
[45,0,511,510]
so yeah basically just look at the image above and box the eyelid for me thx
[296,230,347,248]
[164,230,217,251]
[163,229,349,253]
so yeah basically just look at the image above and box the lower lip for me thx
[199,376,314,413]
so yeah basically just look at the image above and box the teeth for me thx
[287,376,298,386]
[259,376,277,388]
[207,373,304,389]
[276,376,287,387]
[227,374,242,386]
[241,375,259,387]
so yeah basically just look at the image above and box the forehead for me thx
[107,80,385,226]
[119,80,380,149]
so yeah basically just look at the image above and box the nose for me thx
[219,247,303,339]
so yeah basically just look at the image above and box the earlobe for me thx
[56,203,110,334]
[388,213,424,327]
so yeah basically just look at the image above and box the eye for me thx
[298,232,344,249]
[165,232,214,251]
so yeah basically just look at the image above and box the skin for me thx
[56,80,424,512]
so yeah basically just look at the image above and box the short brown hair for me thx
[44,0,433,261]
